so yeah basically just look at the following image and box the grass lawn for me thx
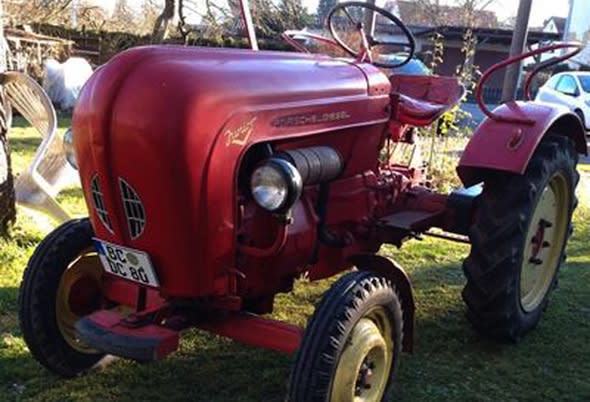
[1,117,589,401]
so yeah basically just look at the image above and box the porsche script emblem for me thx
[224,116,257,146]
[271,111,351,127]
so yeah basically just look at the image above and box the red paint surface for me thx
[198,314,304,355]
[458,101,587,186]
[83,310,179,360]
[73,46,391,299]
[72,45,467,356]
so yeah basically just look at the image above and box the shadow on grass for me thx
[56,187,84,200]
[10,115,71,130]
[0,286,18,310]
[5,333,291,402]
[2,256,589,401]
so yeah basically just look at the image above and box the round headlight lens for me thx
[250,159,302,213]
[63,127,77,169]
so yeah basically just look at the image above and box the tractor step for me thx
[75,310,180,362]
[380,210,442,231]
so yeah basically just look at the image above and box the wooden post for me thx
[239,0,258,51]
[501,0,532,102]
[0,1,5,74]
[364,0,377,37]
[0,0,17,235]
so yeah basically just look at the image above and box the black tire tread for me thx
[287,271,403,402]
[18,218,104,377]
[462,135,578,341]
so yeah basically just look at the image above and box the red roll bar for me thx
[239,0,258,51]
[476,42,584,124]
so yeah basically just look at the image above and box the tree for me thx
[279,0,312,30]
[0,1,17,236]
[152,0,177,42]
[412,0,499,28]
[4,0,73,26]
[242,0,311,38]
[110,0,138,32]
[316,0,337,27]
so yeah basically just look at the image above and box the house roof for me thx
[403,25,561,46]
[543,16,567,33]
[395,0,498,28]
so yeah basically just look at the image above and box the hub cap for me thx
[331,306,394,402]
[520,173,569,312]
[56,248,103,353]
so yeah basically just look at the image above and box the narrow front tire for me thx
[288,271,403,402]
[19,218,105,377]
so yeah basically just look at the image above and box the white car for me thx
[535,72,590,130]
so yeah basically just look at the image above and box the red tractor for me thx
[18,2,586,401]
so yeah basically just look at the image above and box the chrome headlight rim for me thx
[63,127,77,169]
[250,158,302,214]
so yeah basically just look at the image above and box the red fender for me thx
[457,101,587,187]
[348,254,415,353]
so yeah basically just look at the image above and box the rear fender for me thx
[457,101,587,187]
[348,254,415,353]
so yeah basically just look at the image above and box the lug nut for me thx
[539,219,553,229]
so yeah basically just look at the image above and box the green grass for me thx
[1,118,589,401]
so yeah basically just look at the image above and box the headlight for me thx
[63,128,77,169]
[250,158,302,213]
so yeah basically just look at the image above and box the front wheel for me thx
[575,110,587,131]
[19,218,106,377]
[287,271,403,402]
[462,135,578,341]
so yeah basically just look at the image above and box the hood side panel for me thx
[73,45,389,297]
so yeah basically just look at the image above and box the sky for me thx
[301,0,570,27]
[101,0,570,28]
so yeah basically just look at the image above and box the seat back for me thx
[389,74,464,107]
[1,71,79,222]
[389,74,465,126]
[1,72,56,138]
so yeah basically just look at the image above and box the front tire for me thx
[19,218,105,377]
[287,271,403,402]
[462,135,578,341]
[574,109,587,131]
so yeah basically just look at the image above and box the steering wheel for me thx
[327,1,416,68]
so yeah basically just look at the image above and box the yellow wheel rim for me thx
[520,173,569,312]
[55,248,103,353]
[331,306,394,402]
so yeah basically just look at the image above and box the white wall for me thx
[566,0,590,65]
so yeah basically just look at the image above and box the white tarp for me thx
[43,57,93,110]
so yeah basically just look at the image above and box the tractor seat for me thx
[389,74,464,127]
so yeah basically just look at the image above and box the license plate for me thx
[93,239,159,287]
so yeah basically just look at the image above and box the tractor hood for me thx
[72,45,390,297]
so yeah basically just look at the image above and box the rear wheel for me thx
[462,135,578,341]
[19,218,106,377]
[574,109,586,131]
[287,271,403,402]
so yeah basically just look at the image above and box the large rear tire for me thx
[574,109,587,131]
[19,218,106,377]
[287,271,403,402]
[462,135,578,341]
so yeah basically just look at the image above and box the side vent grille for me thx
[90,175,113,232]
[119,179,146,239]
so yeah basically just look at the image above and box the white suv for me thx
[535,72,590,130]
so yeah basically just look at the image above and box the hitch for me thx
[76,308,305,362]
[75,310,180,362]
